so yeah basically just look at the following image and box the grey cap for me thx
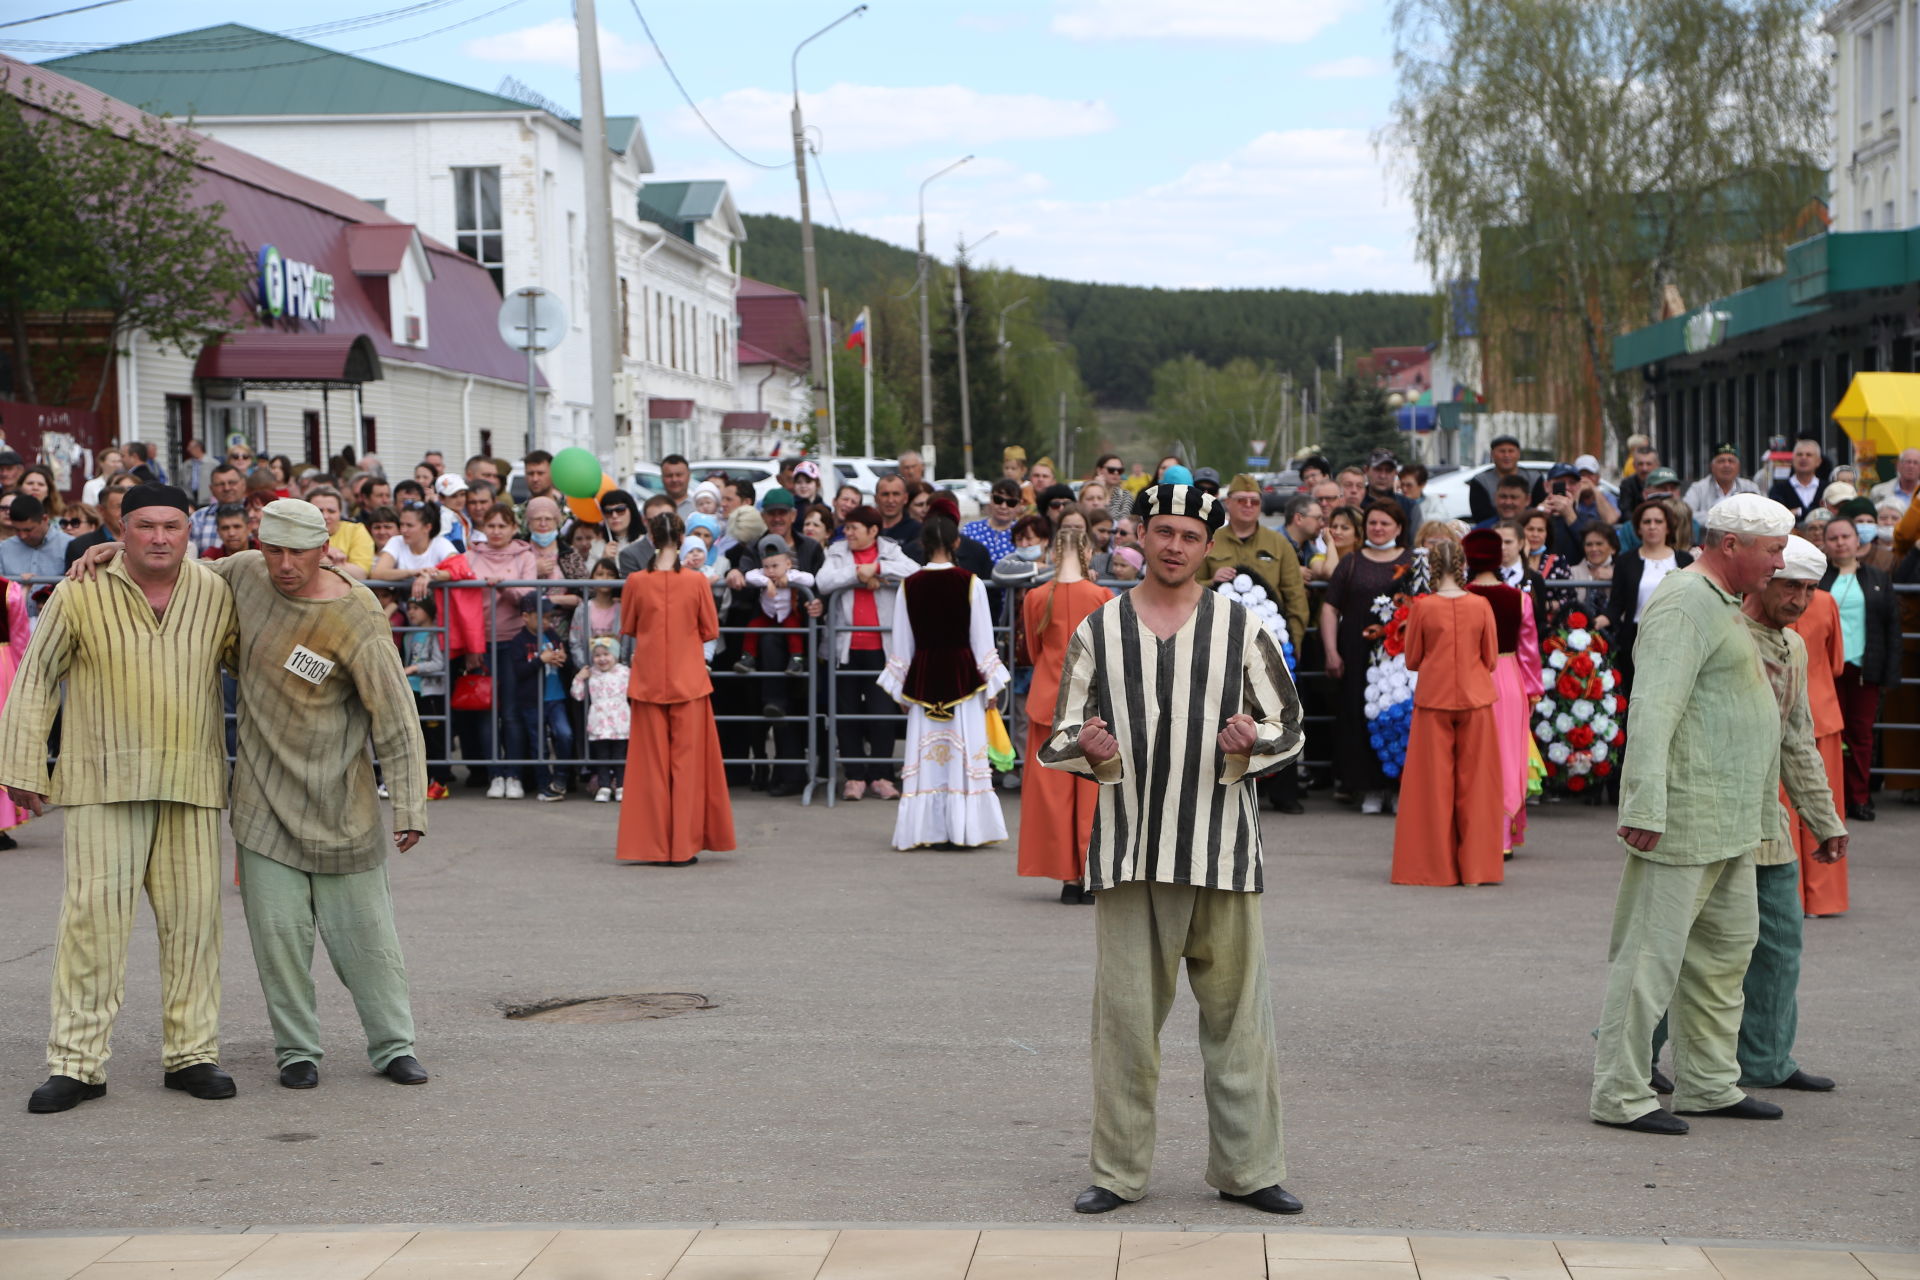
[756,533,793,560]
[1193,466,1221,484]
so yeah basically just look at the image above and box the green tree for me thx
[1317,375,1402,470]
[0,79,251,410]
[1146,355,1293,476]
[1382,0,1826,453]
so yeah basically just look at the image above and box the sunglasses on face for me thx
[1048,498,1072,509]
[59,517,89,528]
[991,496,1020,507]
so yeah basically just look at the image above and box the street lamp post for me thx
[916,156,971,479]
[952,230,997,483]
[791,6,866,458]
[995,295,1030,374]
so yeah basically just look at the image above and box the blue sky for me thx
[10,0,1422,293]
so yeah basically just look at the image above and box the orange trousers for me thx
[1015,717,1097,882]
[1792,731,1848,915]
[616,697,735,864]
[1392,705,1504,886]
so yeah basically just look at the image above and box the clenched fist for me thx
[1217,713,1258,756]
[1078,716,1119,765]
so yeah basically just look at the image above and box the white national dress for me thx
[878,567,1010,849]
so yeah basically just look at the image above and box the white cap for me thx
[1823,481,1856,506]
[434,473,468,497]
[1703,492,1794,537]
[1573,454,1601,475]
[1776,535,1827,582]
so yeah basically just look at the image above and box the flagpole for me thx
[862,308,874,458]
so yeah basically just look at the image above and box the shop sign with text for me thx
[257,244,336,323]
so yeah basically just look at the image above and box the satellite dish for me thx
[497,286,568,353]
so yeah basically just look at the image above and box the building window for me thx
[453,166,505,292]
[620,277,631,356]
[361,415,377,455]
[480,428,494,459]
[1881,18,1897,114]
[303,410,322,466]
[164,395,193,481]
[1857,29,1874,124]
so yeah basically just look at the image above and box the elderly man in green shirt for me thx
[1591,493,1821,1135]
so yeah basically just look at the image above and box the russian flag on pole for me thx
[845,307,869,363]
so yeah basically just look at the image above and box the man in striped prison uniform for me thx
[0,485,240,1114]
[1040,483,1306,1218]
[219,501,429,1089]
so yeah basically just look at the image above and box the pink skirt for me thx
[0,641,27,832]
[1489,653,1530,853]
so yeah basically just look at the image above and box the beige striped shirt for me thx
[216,552,427,876]
[0,558,236,809]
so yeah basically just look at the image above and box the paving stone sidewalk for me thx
[3,1226,1916,1280]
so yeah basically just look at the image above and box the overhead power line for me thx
[2,0,472,50]
[625,0,789,170]
[0,0,134,32]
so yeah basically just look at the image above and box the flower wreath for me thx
[1530,610,1627,793]
[1362,550,1427,778]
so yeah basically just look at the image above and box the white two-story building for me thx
[1827,0,1918,231]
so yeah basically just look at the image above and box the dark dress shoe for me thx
[1775,1069,1836,1091]
[1846,802,1875,822]
[1061,883,1081,905]
[1649,1067,1674,1094]
[279,1061,319,1089]
[28,1075,105,1114]
[1675,1095,1782,1119]
[1595,1109,1689,1134]
[383,1055,429,1085]
[163,1063,236,1099]
[1220,1184,1304,1215]
[1072,1185,1135,1214]
[1078,885,1096,904]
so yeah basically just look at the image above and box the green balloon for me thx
[551,447,602,498]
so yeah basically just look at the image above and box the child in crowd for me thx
[692,480,722,516]
[520,592,577,802]
[201,504,251,560]
[570,636,631,802]
[736,534,815,679]
[400,593,453,800]
[684,512,731,616]
[569,556,632,668]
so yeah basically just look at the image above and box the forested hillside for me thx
[738,214,1434,409]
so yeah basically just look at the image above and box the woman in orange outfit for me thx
[616,512,735,865]
[1392,538,1504,886]
[1788,581,1848,915]
[1015,527,1112,902]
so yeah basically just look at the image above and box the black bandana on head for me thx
[120,482,194,519]
[1133,483,1225,535]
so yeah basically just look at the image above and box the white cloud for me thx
[462,19,656,74]
[669,84,1116,154]
[1307,55,1389,79]
[1051,0,1365,43]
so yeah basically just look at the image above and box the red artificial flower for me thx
[1591,636,1609,656]
[1567,725,1595,749]
[1614,693,1627,713]
[1567,774,1588,792]
[1543,635,1563,652]
[1595,761,1613,777]
[1557,672,1584,700]
[1611,729,1626,747]
[1569,654,1595,678]
[1384,631,1405,658]
[1586,677,1604,700]
[1544,760,1559,776]
[1568,612,1589,629]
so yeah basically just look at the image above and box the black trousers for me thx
[837,649,898,782]
[586,739,625,789]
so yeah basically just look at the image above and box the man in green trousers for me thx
[1591,493,1821,1135]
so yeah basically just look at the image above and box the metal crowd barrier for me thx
[12,569,1918,795]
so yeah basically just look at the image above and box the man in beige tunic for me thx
[2,484,239,1113]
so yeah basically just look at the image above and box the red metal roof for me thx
[345,223,422,275]
[195,330,382,382]
[736,276,810,372]
[737,338,801,372]
[648,398,695,419]
[721,411,770,431]
[3,55,528,388]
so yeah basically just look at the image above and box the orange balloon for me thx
[568,493,603,522]
[597,473,615,497]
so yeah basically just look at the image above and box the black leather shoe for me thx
[163,1063,236,1100]
[383,1055,429,1085]
[1060,883,1080,905]
[1595,1109,1689,1134]
[1649,1067,1674,1094]
[1073,1185,1135,1214]
[1775,1069,1836,1091]
[28,1075,105,1114]
[1220,1184,1304,1215]
[1675,1095,1782,1119]
[279,1061,318,1090]
[1846,802,1876,822]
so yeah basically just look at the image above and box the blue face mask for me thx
[1854,522,1877,544]
[1015,544,1044,561]
[530,528,558,547]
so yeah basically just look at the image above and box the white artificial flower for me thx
[1555,712,1575,734]
[1535,721,1555,743]
[1592,741,1609,762]
[1591,716,1613,740]
[1548,650,1568,670]
[1535,697,1556,719]
[1600,669,1616,691]
[1566,628,1591,651]
[1569,753,1592,775]
[1233,573,1254,593]
[1571,698,1594,720]
[1547,742,1571,765]
[1602,694,1618,715]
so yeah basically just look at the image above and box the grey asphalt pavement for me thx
[0,786,1913,1245]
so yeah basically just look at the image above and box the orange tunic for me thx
[1788,589,1847,914]
[1393,593,1505,886]
[1017,577,1113,881]
[616,568,733,863]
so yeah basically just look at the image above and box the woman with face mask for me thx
[1836,497,1895,572]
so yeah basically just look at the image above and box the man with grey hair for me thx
[1868,446,1920,513]
[894,449,925,486]
[1591,493,1798,1135]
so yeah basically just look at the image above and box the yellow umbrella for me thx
[1831,372,1920,462]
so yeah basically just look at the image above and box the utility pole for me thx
[575,0,618,459]
[1057,388,1067,476]
[916,155,971,478]
[791,8,866,457]
[951,231,996,483]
